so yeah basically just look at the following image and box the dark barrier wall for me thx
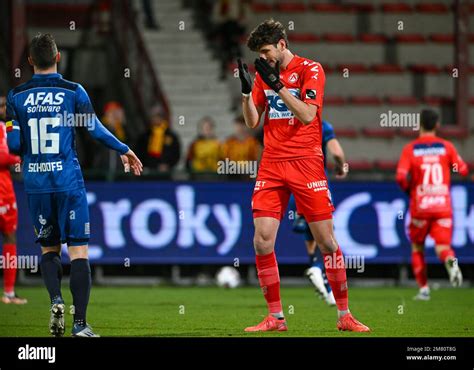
[14,181,474,264]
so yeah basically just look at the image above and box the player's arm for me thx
[0,150,20,169]
[396,144,412,193]
[327,138,347,178]
[238,59,264,129]
[254,58,322,125]
[5,91,22,155]
[278,88,317,125]
[76,85,143,176]
[447,142,469,177]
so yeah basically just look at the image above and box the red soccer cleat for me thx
[337,313,370,332]
[2,294,28,305]
[244,315,288,332]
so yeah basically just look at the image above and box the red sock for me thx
[256,251,282,315]
[412,251,428,288]
[323,247,349,311]
[3,244,17,294]
[438,248,455,263]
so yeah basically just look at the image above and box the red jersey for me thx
[396,135,468,218]
[0,121,19,204]
[252,55,325,161]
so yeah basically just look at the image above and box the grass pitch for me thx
[0,286,472,337]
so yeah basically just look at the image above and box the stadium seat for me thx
[348,4,375,12]
[371,64,404,73]
[430,34,454,43]
[386,96,419,105]
[362,128,397,139]
[334,127,359,138]
[287,33,320,43]
[324,96,346,105]
[423,96,454,105]
[347,160,373,171]
[395,34,427,43]
[310,3,348,13]
[409,64,441,73]
[275,2,307,12]
[251,2,273,12]
[415,3,449,13]
[351,96,383,105]
[398,129,419,138]
[438,127,469,139]
[374,160,398,171]
[360,34,388,43]
[323,33,356,43]
[336,63,369,73]
[381,3,413,13]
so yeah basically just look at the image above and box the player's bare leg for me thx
[435,244,462,287]
[41,245,65,336]
[411,243,430,300]
[308,218,370,332]
[1,232,27,304]
[245,216,287,332]
[68,245,99,337]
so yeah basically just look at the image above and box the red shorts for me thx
[409,216,452,246]
[0,199,18,234]
[252,157,334,222]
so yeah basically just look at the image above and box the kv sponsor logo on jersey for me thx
[265,88,300,120]
[23,92,65,113]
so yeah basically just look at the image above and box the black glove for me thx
[237,59,252,95]
[254,57,284,92]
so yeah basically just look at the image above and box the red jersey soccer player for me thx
[238,20,369,332]
[397,109,468,301]
[0,96,27,304]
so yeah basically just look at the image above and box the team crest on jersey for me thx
[265,88,300,120]
[288,72,299,83]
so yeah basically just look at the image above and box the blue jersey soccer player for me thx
[289,120,347,306]
[6,33,143,337]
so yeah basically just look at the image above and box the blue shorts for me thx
[27,188,90,247]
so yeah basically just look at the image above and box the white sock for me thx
[338,309,350,318]
[271,312,284,320]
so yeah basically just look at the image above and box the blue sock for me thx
[40,252,63,304]
[70,259,91,326]
[310,254,324,270]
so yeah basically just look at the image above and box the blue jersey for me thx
[322,120,336,169]
[6,73,129,194]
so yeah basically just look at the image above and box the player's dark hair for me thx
[420,109,439,131]
[29,33,58,70]
[247,19,289,52]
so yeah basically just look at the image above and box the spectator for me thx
[136,105,180,175]
[212,0,248,79]
[93,101,129,173]
[186,116,221,174]
[221,114,261,162]
[142,0,160,30]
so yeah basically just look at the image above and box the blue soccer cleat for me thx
[72,323,100,337]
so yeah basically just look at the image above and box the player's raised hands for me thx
[237,59,253,95]
[120,149,143,176]
[254,57,284,92]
